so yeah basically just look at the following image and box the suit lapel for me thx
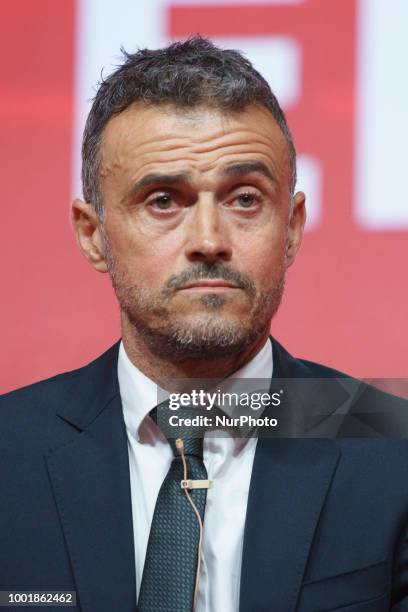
[43,337,344,611]
[45,342,137,612]
[239,338,342,611]
[239,437,340,612]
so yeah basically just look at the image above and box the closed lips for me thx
[180,280,240,289]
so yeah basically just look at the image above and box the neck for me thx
[120,315,271,390]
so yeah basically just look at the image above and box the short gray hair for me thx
[82,36,297,219]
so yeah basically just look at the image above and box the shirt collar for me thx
[118,338,273,440]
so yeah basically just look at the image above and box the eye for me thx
[147,193,177,211]
[236,192,258,208]
[226,190,262,210]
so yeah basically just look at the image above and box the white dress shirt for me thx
[118,339,273,612]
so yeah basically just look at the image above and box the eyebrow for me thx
[130,172,192,196]
[222,162,277,183]
[129,161,276,197]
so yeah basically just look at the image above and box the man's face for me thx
[74,103,305,359]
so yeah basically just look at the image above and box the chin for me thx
[142,316,264,361]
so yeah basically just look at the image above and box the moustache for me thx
[164,262,256,297]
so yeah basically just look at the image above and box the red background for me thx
[1,0,406,394]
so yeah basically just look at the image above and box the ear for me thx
[71,199,108,272]
[285,191,306,267]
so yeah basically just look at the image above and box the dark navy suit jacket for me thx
[1,339,408,611]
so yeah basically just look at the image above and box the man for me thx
[1,37,408,612]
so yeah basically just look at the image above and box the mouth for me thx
[178,279,241,292]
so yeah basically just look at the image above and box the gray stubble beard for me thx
[102,230,285,361]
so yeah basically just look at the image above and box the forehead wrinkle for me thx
[128,148,280,177]
[100,112,289,188]
[105,143,281,189]
[128,137,284,170]
[100,136,193,174]
[141,128,282,156]
[102,149,286,198]
[103,115,224,164]
[104,117,282,159]
[189,130,283,154]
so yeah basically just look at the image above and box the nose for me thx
[185,196,232,264]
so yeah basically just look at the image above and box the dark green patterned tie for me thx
[138,403,208,612]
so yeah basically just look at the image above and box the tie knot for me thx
[150,402,204,459]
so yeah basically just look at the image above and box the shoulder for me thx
[271,337,408,439]
[273,336,405,399]
[0,341,121,429]
[295,355,407,410]
[271,337,350,380]
[274,339,351,379]
[0,366,84,430]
